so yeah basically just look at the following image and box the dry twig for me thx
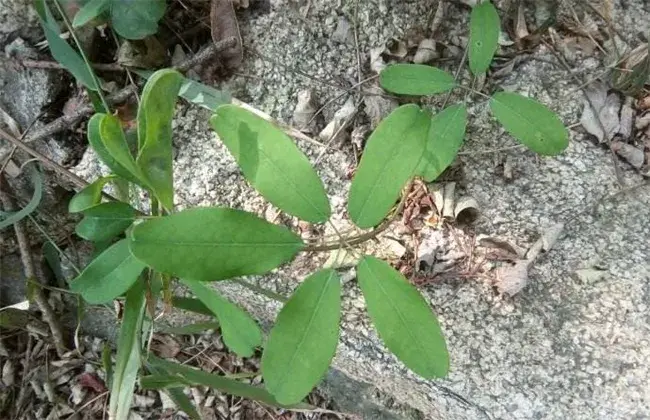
[0,174,67,357]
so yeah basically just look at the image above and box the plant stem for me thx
[303,179,413,253]
[455,84,491,100]
[53,0,110,112]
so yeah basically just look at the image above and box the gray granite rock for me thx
[67,0,650,419]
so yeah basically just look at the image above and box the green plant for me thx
[72,0,166,40]
[63,1,569,418]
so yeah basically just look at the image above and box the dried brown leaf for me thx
[77,372,107,393]
[496,260,529,296]
[211,0,243,69]
[151,334,181,359]
[515,3,529,40]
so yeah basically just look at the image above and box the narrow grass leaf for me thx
[75,202,137,242]
[72,0,110,28]
[348,105,430,228]
[490,92,569,155]
[136,69,183,210]
[417,104,467,182]
[130,207,304,281]
[42,242,65,286]
[0,163,42,230]
[87,114,141,184]
[110,0,166,40]
[68,175,115,213]
[262,269,340,405]
[147,356,312,409]
[109,281,146,419]
[379,64,456,96]
[171,296,213,317]
[469,0,500,75]
[357,256,449,378]
[69,239,146,304]
[181,279,262,357]
[211,105,330,223]
[33,0,97,89]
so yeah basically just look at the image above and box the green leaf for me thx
[99,113,146,184]
[69,239,146,304]
[33,0,98,89]
[136,69,232,111]
[469,0,500,75]
[72,0,110,28]
[42,242,65,286]
[109,280,146,419]
[417,104,467,182]
[181,279,262,357]
[110,0,166,40]
[379,64,456,96]
[180,79,232,110]
[348,105,430,228]
[158,321,221,335]
[146,356,312,409]
[75,202,137,242]
[87,114,141,184]
[68,175,115,213]
[102,342,113,388]
[0,163,42,230]
[211,105,330,223]
[129,207,304,281]
[262,269,340,405]
[171,296,213,317]
[136,69,183,210]
[356,256,448,378]
[489,92,569,156]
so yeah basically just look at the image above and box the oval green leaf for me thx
[417,104,467,182]
[262,269,341,405]
[110,0,166,40]
[68,175,115,213]
[356,256,449,378]
[181,278,262,357]
[99,113,146,183]
[75,202,137,242]
[87,114,141,185]
[70,239,146,304]
[348,104,430,228]
[490,92,569,156]
[469,1,500,75]
[136,69,183,210]
[380,64,456,96]
[129,207,304,281]
[210,105,330,223]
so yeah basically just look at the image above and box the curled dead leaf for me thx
[211,0,243,69]
[454,196,479,224]
[292,89,319,133]
[496,260,529,296]
[413,39,438,64]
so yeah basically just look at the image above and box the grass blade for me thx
[109,280,147,419]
